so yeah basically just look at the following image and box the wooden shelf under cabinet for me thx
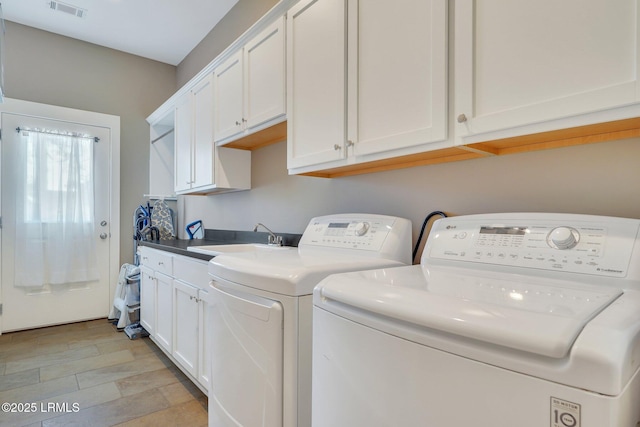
[223,121,287,150]
[300,147,485,178]
[466,117,640,156]
[299,117,640,178]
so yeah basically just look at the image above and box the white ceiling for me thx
[1,0,239,65]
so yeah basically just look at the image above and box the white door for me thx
[1,113,112,332]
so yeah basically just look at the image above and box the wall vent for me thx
[49,1,87,18]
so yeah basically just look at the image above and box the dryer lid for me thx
[209,250,405,296]
[315,265,623,358]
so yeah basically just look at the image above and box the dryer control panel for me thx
[426,213,640,278]
[299,214,412,264]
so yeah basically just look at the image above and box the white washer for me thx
[207,214,412,427]
[313,213,640,427]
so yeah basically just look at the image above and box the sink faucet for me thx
[253,223,283,246]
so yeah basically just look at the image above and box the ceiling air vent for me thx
[49,1,87,18]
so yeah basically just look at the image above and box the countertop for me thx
[138,228,302,261]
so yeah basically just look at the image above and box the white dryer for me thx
[313,213,640,427]
[207,214,412,427]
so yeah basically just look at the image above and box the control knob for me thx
[354,222,370,236]
[547,227,580,250]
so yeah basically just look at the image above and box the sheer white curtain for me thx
[14,128,99,288]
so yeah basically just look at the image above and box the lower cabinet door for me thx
[154,272,173,352]
[139,266,156,335]
[173,279,199,377]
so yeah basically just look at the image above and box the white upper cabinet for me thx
[287,0,449,174]
[175,75,214,193]
[175,73,251,195]
[214,17,286,145]
[348,0,448,157]
[192,76,216,189]
[454,0,640,145]
[174,90,193,194]
[213,52,244,142]
[287,0,347,170]
[245,18,286,130]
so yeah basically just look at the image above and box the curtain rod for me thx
[16,127,100,143]
[151,128,174,144]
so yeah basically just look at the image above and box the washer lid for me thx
[209,249,405,296]
[315,265,623,358]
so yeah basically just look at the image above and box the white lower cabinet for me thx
[173,279,200,378]
[197,289,211,390]
[155,272,173,353]
[139,266,156,336]
[139,247,211,394]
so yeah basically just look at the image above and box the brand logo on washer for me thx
[446,225,457,229]
[597,268,624,274]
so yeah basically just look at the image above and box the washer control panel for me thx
[426,214,640,277]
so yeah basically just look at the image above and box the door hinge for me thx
[0,216,2,229]
[0,304,3,315]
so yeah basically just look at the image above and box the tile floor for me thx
[0,319,208,426]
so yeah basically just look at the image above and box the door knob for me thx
[100,233,108,239]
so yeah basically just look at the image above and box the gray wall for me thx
[180,138,640,259]
[4,21,176,265]
[177,0,279,88]
[175,0,640,258]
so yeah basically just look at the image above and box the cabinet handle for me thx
[346,140,354,147]
[457,114,468,123]
[333,144,342,151]
[235,121,241,126]
[242,118,247,123]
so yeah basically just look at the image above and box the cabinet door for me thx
[287,0,347,170]
[154,272,173,353]
[198,288,211,391]
[139,266,155,335]
[192,74,215,189]
[455,0,640,143]
[173,279,199,377]
[174,92,193,193]
[245,17,286,131]
[349,0,448,157]
[214,51,244,142]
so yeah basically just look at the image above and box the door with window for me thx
[1,113,112,332]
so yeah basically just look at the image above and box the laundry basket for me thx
[108,263,141,329]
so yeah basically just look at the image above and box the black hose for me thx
[413,211,447,263]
